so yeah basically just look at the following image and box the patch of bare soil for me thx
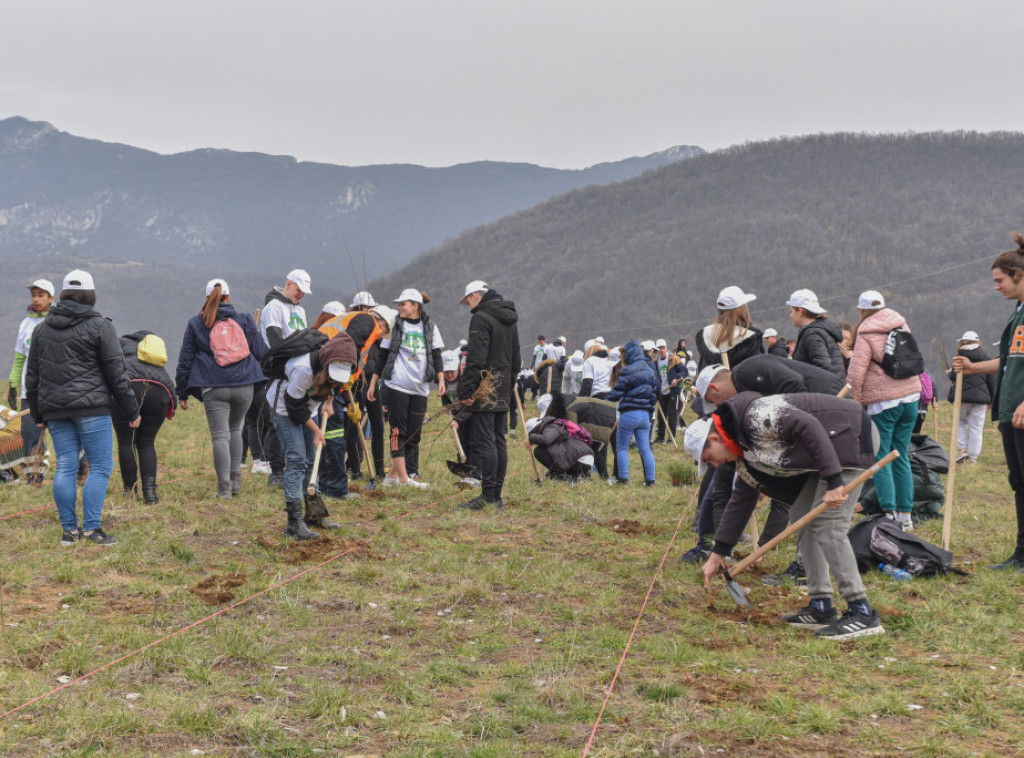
[7,639,64,669]
[605,519,658,536]
[190,573,247,605]
[256,535,381,564]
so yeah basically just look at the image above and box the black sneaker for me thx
[762,560,808,586]
[267,473,285,489]
[678,544,711,564]
[459,495,487,511]
[782,604,839,629]
[82,529,117,546]
[60,529,81,546]
[988,555,1024,570]
[814,609,884,640]
[643,480,656,487]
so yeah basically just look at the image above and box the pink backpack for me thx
[210,318,250,367]
[918,369,934,405]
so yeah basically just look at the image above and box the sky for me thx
[3,0,1024,169]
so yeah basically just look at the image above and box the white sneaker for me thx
[402,478,429,490]
[251,459,271,474]
[461,477,481,488]
[381,476,400,488]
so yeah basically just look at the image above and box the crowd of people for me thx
[11,232,1024,641]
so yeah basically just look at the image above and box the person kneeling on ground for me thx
[526,392,594,482]
[685,391,885,640]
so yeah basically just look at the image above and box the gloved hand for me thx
[347,403,362,424]
[7,387,18,410]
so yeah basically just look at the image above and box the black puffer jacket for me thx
[120,331,178,417]
[695,324,765,371]
[26,300,139,424]
[791,318,846,382]
[528,417,593,473]
[731,354,846,396]
[948,344,995,405]
[459,289,520,413]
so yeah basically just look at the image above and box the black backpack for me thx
[879,327,924,379]
[848,515,961,576]
[260,328,329,380]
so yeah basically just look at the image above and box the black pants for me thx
[387,390,427,462]
[998,422,1024,560]
[113,386,170,489]
[591,439,609,480]
[655,394,678,441]
[245,380,284,473]
[470,411,508,501]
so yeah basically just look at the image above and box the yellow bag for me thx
[137,334,168,367]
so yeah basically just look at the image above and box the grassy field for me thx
[0,396,1022,757]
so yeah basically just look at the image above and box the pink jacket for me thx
[847,308,922,406]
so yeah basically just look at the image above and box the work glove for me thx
[347,403,362,424]
[7,387,18,410]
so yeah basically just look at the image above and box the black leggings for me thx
[386,390,427,461]
[998,422,1024,560]
[113,386,170,488]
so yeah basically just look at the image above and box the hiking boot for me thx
[459,495,488,511]
[231,470,242,496]
[814,609,884,640]
[141,476,159,505]
[216,480,233,499]
[267,472,285,489]
[988,555,1024,570]
[82,529,117,546]
[284,501,319,541]
[678,544,711,564]
[762,560,807,586]
[60,528,81,546]
[782,604,839,629]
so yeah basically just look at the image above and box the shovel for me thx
[347,388,378,490]
[304,411,330,521]
[447,417,477,478]
[513,385,543,485]
[934,338,961,551]
[720,450,900,606]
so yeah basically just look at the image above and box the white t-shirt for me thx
[260,292,307,347]
[583,355,615,396]
[657,356,670,393]
[383,319,444,397]
[543,344,558,362]
[553,344,566,361]
[14,314,44,399]
[267,354,320,416]
[533,344,546,367]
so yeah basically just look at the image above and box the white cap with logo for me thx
[28,279,55,297]
[370,305,397,331]
[205,278,230,296]
[441,350,460,372]
[858,290,885,309]
[787,288,827,315]
[393,288,424,304]
[684,418,715,477]
[286,269,312,295]
[62,269,94,291]
[717,285,756,310]
[327,362,352,384]
[641,340,656,352]
[459,280,489,304]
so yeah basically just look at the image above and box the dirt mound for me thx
[605,519,657,536]
[10,639,64,669]
[285,537,381,564]
[191,573,247,606]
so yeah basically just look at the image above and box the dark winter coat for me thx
[459,289,520,413]
[731,354,846,397]
[695,324,765,371]
[948,344,995,405]
[529,417,593,474]
[25,300,139,424]
[120,331,178,417]
[534,359,565,397]
[766,341,790,358]
[175,304,268,402]
[791,318,846,382]
[607,340,659,412]
[711,391,877,555]
[664,357,689,398]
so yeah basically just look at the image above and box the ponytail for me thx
[991,232,1024,282]
[200,285,227,329]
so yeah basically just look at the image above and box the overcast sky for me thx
[3,0,1023,168]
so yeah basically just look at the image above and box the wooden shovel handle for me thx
[942,372,964,551]
[728,450,900,579]
[307,410,330,495]
[451,421,467,462]
[347,388,376,480]
[513,385,543,483]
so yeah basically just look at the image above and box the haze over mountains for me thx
[371,131,1024,386]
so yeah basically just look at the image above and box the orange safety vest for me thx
[319,312,384,382]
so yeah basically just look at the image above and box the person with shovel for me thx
[685,391,885,640]
[457,281,520,511]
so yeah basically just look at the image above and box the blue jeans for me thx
[273,413,315,503]
[48,416,115,531]
[871,401,916,514]
[615,409,656,482]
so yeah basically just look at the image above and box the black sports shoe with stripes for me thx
[814,609,884,640]
[781,604,838,629]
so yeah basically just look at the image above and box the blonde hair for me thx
[711,304,754,349]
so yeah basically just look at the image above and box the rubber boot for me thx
[285,501,319,541]
[304,494,342,530]
[230,470,242,496]
[141,476,159,505]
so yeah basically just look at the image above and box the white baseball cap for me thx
[205,278,230,296]
[960,330,980,342]
[441,350,460,372]
[351,291,377,308]
[28,279,55,297]
[684,418,714,477]
[858,290,885,309]
[717,286,756,310]
[459,280,489,304]
[393,288,424,304]
[595,336,605,344]
[322,301,346,316]
[62,269,94,291]
[609,347,622,361]
[370,305,397,331]
[557,335,567,344]
[327,361,352,384]
[695,364,727,413]
[787,288,827,315]
[570,350,585,369]
[655,338,667,349]
[641,340,656,352]
[763,328,778,338]
[525,417,542,434]
[459,339,468,347]
[286,269,312,295]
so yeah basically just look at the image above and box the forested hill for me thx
[369,132,1024,386]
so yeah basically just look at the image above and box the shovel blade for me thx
[447,460,477,478]
[724,575,750,607]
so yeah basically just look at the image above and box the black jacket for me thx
[695,324,765,371]
[766,342,790,358]
[791,318,846,382]
[731,354,846,397]
[26,300,139,424]
[459,290,520,413]
[948,344,995,405]
[529,417,593,473]
[120,331,178,417]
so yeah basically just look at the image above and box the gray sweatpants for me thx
[790,469,868,604]
[202,385,254,485]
